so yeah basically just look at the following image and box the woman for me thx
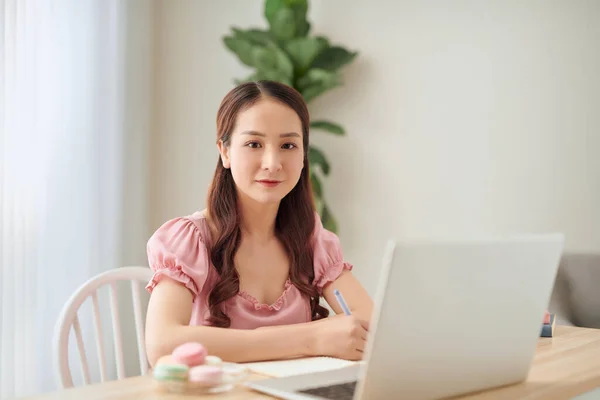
[144,80,373,366]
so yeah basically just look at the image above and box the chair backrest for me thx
[53,266,154,389]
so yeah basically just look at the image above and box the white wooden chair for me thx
[53,266,154,389]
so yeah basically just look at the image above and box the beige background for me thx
[149,0,600,295]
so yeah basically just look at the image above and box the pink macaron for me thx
[188,365,223,387]
[171,342,208,367]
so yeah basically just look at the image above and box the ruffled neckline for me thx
[237,279,294,311]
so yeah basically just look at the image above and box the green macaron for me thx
[153,363,189,382]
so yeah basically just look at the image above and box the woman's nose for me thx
[262,148,282,171]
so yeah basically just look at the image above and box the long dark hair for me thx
[205,80,329,327]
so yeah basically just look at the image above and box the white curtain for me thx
[0,0,151,398]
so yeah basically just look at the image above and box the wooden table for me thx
[22,326,600,400]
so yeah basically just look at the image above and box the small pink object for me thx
[171,342,207,366]
[188,365,223,387]
[543,310,551,324]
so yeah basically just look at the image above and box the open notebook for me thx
[242,356,361,378]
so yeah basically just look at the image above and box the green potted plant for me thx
[222,0,357,233]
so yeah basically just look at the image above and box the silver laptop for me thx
[244,234,564,400]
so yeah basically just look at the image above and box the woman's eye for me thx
[246,142,261,148]
[282,143,297,150]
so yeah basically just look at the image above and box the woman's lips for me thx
[256,179,282,188]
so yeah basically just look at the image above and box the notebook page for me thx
[242,357,358,377]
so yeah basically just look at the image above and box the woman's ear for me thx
[217,140,231,169]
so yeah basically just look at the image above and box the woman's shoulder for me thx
[310,211,353,293]
[148,209,211,250]
[146,210,213,298]
[178,209,210,231]
[183,209,211,235]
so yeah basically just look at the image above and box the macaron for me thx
[221,363,248,385]
[152,363,189,382]
[204,355,223,366]
[188,365,223,387]
[172,342,208,367]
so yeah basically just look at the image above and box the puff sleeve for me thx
[312,213,353,294]
[145,217,210,301]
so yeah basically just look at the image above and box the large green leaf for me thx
[311,169,337,233]
[310,171,324,214]
[296,20,310,37]
[310,169,322,197]
[314,197,324,216]
[298,69,342,102]
[308,145,330,175]
[232,41,293,85]
[271,45,294,80]
[311,46,358,71]
[271,7,296,41]
[284,0,308,8]
[252,47,278,71]
[310,120,345,135]
[223,36,255,67]
[262,69,293,86]
[288,0,309,37]
[303,83,340,103]
[265,0,286,26]
[265,0,309,38]
[285,38,327,74]
[297,69,340,90]
[231,28,273,46]
[321,203,338,233]
[315,36,330,49]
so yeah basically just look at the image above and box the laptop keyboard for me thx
[298,381,357,399]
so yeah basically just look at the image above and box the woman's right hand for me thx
[310,315,370,361]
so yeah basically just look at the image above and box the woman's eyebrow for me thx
[241,130,300,138]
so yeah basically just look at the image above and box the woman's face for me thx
[219,97,305,205]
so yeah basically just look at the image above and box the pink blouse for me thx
[145,211,353,329]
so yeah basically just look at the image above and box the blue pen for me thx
[333,289,352,316]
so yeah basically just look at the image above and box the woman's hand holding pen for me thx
[306,288,371,361]
[310,314,370,361]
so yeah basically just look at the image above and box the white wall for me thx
[152,0,600,295]
[119,0,154,378]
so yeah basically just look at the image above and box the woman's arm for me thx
[145,277,318,366]
[322,269,374,323]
